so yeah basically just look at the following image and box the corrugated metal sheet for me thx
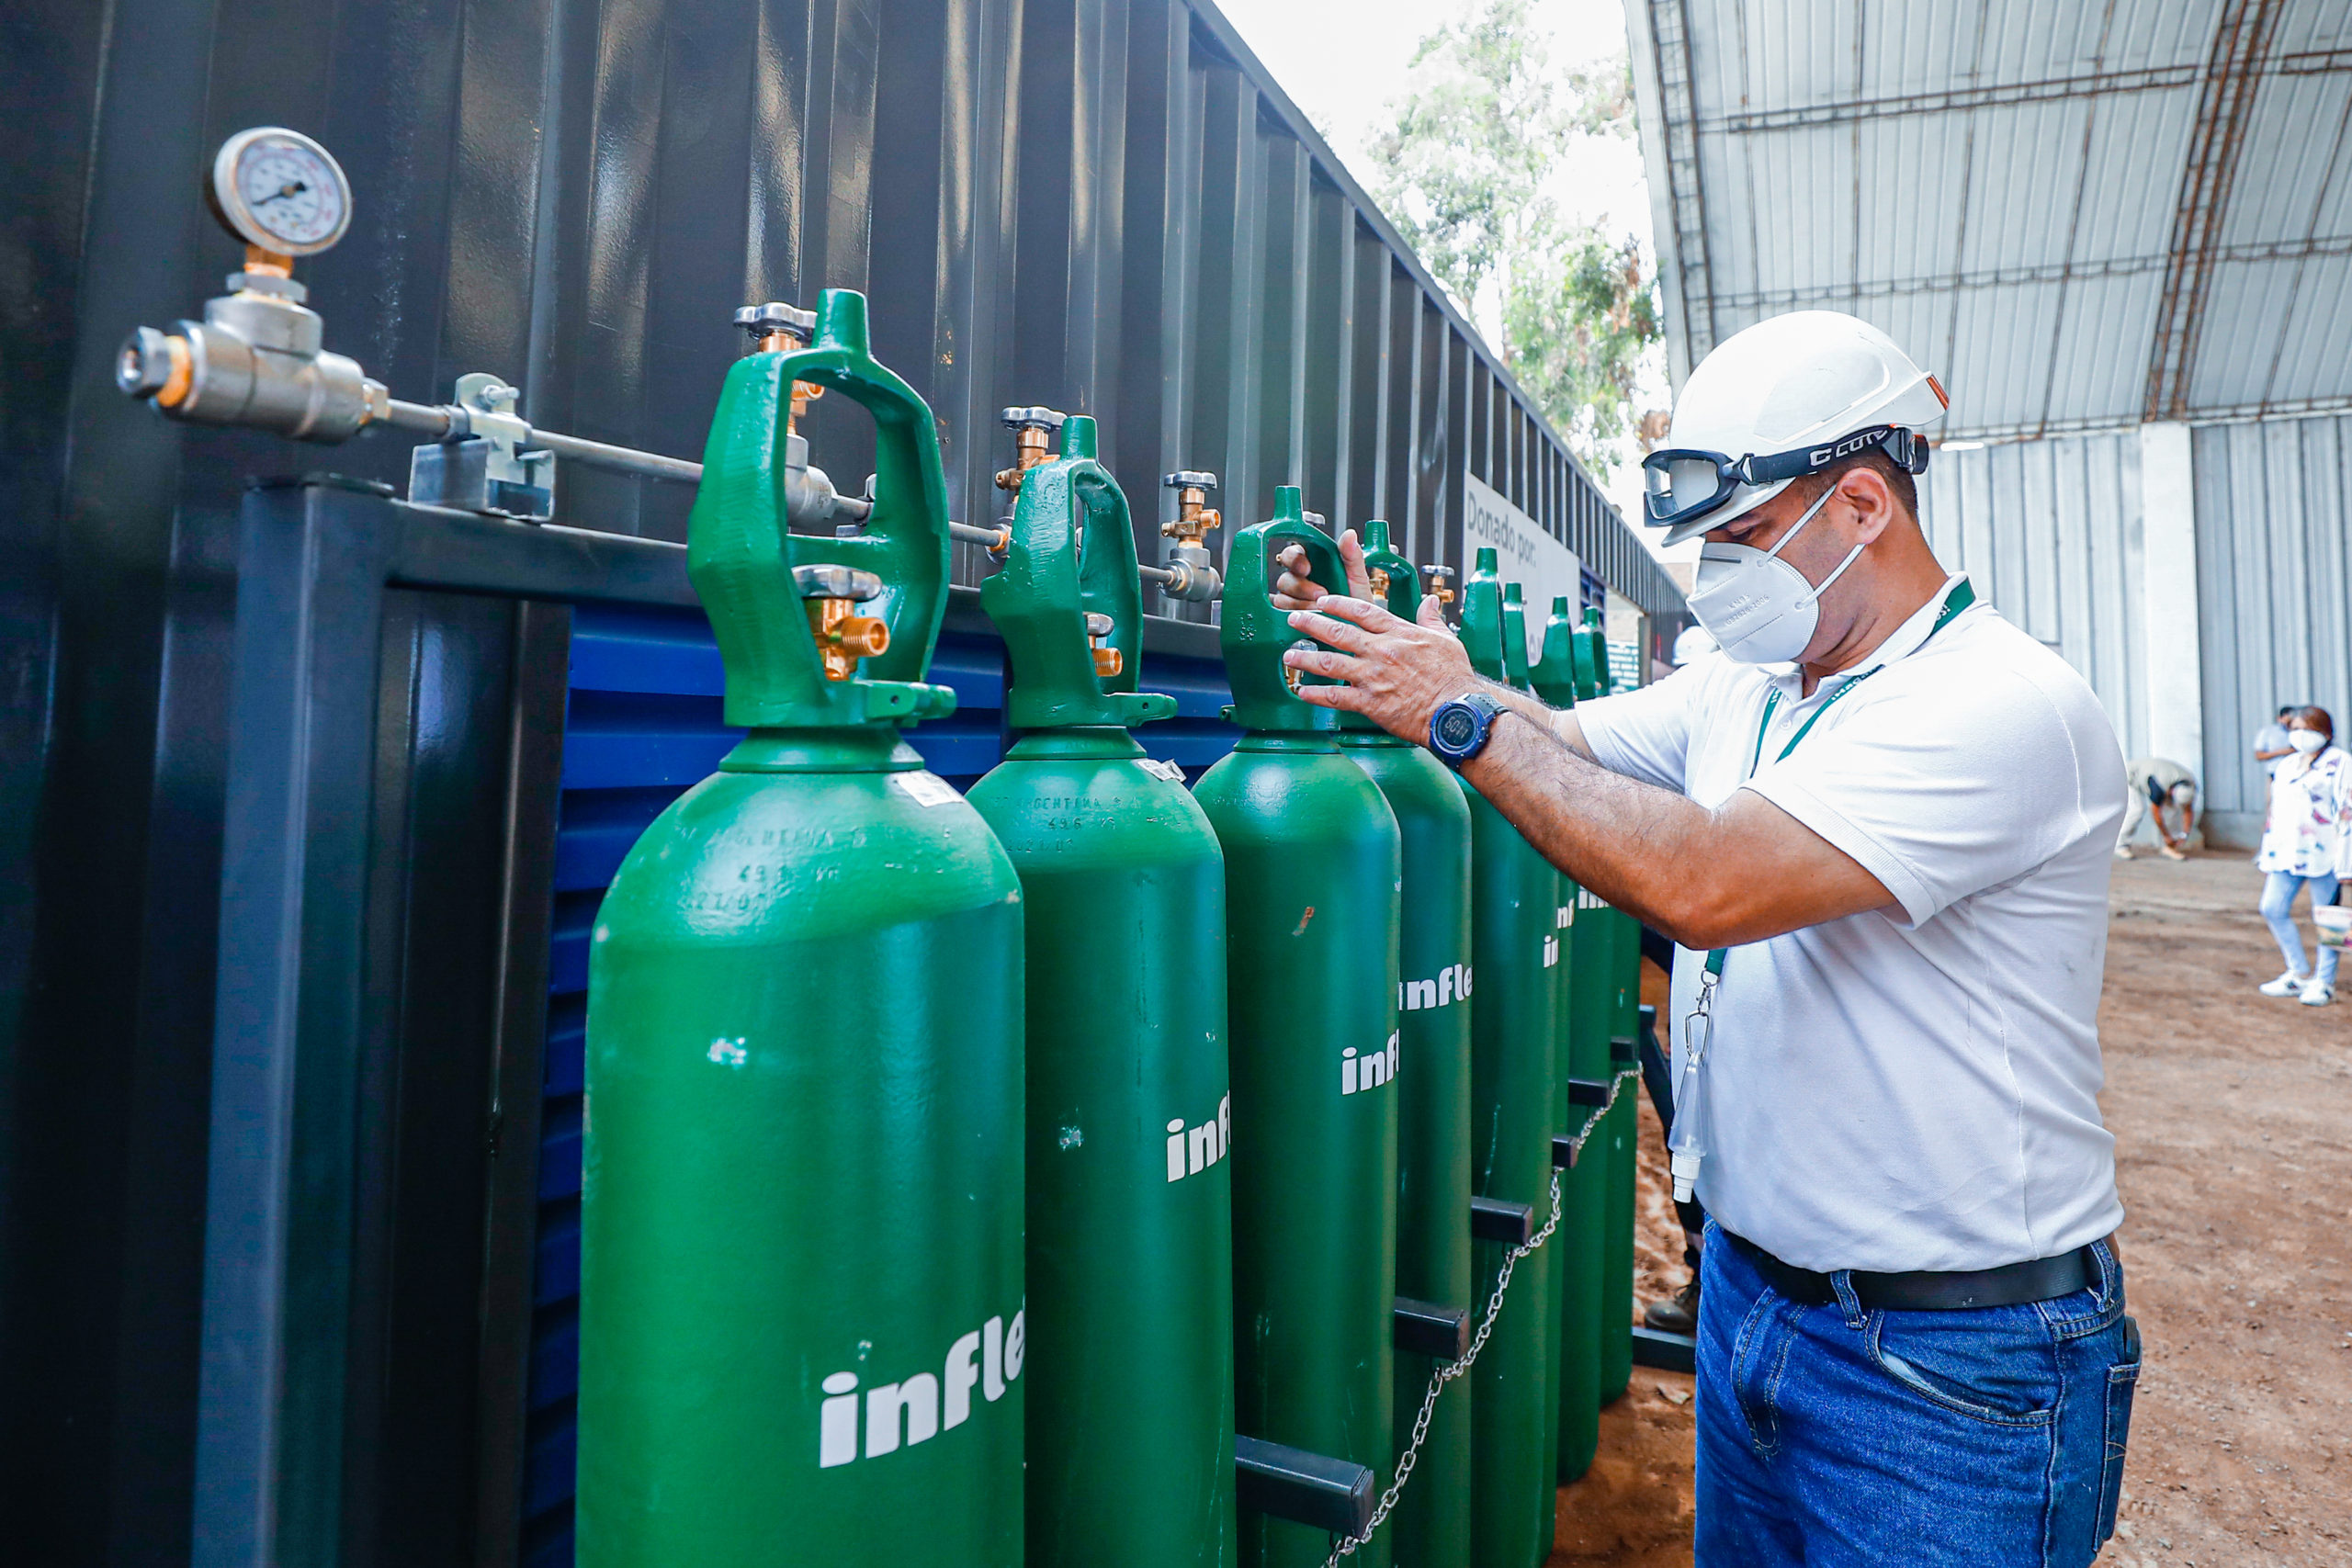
[1630,0,2352,435]
[1916,432,2151,757]
[2191,414,2352,823]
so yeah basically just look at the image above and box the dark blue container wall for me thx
[522,603,1237,1561]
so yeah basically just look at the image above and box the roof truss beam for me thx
[2145,0,2291,421]
[1704,45,2351,134]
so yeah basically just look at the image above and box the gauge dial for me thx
[209,127,352,255]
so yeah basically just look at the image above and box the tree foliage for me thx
[1370,0,1661,475]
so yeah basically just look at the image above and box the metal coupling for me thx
[782,432,873,532]
[408,372,555,521]
[1421,564,1457,605]
[119,277,381,443]
[995,406,1064,492]
[793,564,890,682]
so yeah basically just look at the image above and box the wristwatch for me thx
[1428,692,1507,770]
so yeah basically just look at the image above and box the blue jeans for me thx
[1694,1223,2140,1567]
[2260,871,2340,983]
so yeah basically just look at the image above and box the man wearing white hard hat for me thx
[1271,310,2138,1567]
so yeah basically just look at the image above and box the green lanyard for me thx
[1700,579,1976,986]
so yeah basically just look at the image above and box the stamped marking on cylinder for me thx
[1543,933,1561,968]
[707,1036,748,1068]
[1292,906,1317,937]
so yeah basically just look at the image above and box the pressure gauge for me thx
[209,127,352,255]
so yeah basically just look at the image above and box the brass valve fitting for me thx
[794,563,890,682]
[1085,611,1123,679]
[1152,469,1225,604]
[734,303,825,425]
[994,406,1065,492]
[1159,469,1223,543]
[1421,564,1457,605]
[1367,566,1392,601]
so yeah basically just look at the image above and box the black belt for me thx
[1722,1228,2096,1312]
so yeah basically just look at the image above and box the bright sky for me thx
[1207,0,1691,566]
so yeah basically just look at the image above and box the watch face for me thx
[1435,705,1481,751]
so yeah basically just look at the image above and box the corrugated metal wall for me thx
[2193,415,2352,822]
[1917,432,2151,759]
[1918,414,2352,838]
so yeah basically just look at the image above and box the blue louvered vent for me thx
[525,601,1236,1564]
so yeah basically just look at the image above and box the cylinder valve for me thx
[996,407,1066,493]
[1157,470,1224,604]
[794,563,890,681]
[1421,564,1457,607]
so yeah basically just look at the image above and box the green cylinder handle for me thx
[1220,486,1346,733]
[1532,595,1579,708]
[687,288,956,731]
[1500,581,1532,692]
[981,414,1178,730]
[1457,547,1506,682]
[1571,604,1607,702]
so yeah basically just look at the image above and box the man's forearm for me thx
[1461,712,1724,944]
[1459,710,1895,950]
[1465,677,1598,761]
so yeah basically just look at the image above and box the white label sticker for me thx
[895,771,962,807]
[1137,758,1187,784]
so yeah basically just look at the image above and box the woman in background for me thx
[2256,705,2345,1007]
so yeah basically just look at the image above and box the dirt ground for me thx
[1544,851,2352,1566]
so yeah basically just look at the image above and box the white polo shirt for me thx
[1577,576,2127,1273]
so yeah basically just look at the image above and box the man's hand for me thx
[1281,595,1476,742]
[1272,533,1372,608]
[1273,536,1458,629]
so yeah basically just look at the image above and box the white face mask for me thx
[1683,484,1866,664]
[2290,728,2326,753]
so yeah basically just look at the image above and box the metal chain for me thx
[1321,1064,1643,1566]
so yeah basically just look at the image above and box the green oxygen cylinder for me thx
[1501,582,1567,1561]
[1337,523,1473,1568]
[964,414,1237,1568]
[1577,607,1641,1407]
[1533,597,1603,1483]
[1194,490,1400,1568]
[580,290,1023,1567]
[1456,554,1561,1568]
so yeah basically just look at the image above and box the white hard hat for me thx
[1671,624,1717,665]
[1642,311,1950,546]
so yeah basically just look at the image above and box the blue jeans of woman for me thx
[1694,1223,2140,1567]
[2260,870,2340,983]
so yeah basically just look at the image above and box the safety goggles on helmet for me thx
[1642,424,1933,532]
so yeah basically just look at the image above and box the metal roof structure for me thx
[1626,0,2352,440]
